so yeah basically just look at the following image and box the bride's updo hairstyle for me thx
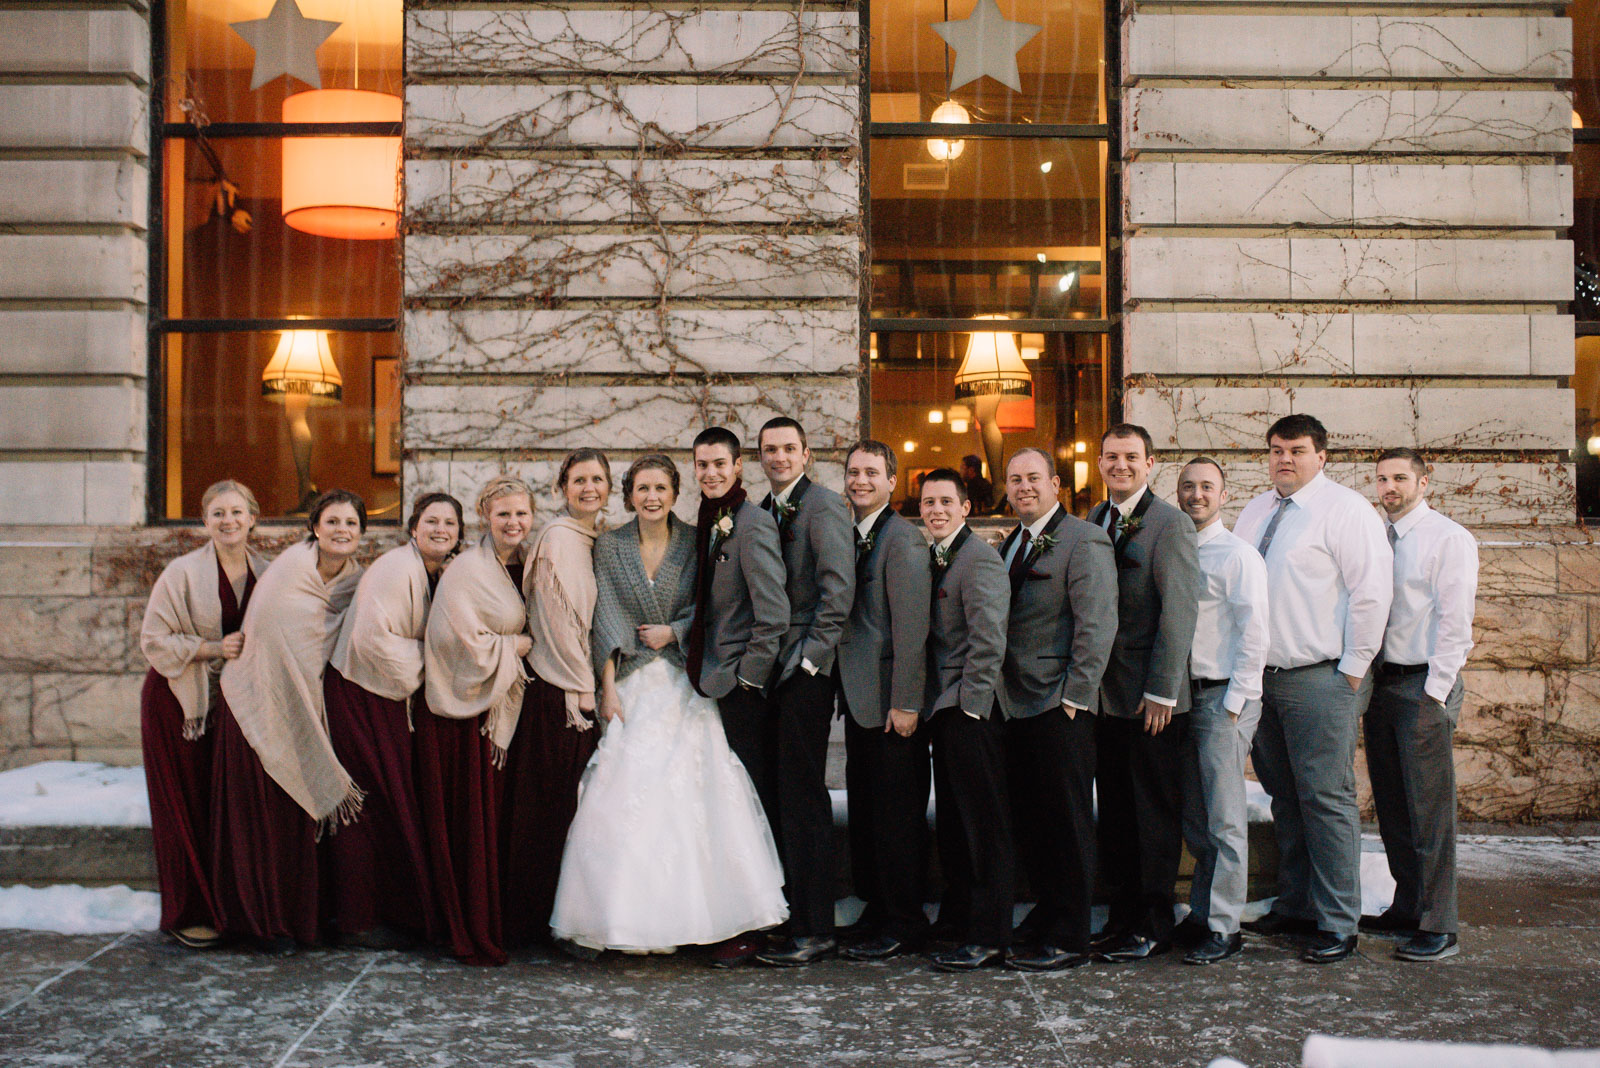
[620,454,680,512]
[475,474,537,521]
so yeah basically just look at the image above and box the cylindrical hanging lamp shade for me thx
[282,89,401,240]
[994,395,1036,432]
[262,329,343,403]
[954,315,1033,399]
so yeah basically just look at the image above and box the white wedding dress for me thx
[549,657,789,952]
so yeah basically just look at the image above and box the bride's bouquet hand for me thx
[637,624,674,650]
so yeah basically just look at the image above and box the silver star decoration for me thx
[230,0,341,91]
[931,0,1042,94]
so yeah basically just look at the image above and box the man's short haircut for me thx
[1007,446,1056,478]
[1266,413,1328,452]
[758,416,807,450]
[960,454,983,473]
[693,425,742,460]
[1100,422,1155,457]
[1181,455,1227,486]
[846,439,897,479]
[921,467,969,503]
[1376,446,1429,479]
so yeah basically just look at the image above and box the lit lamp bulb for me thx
[928,409,944,424]
[1587,434,1600,457]
[926,99,970,162]
[947,403,972,435]
[903,440,917,453]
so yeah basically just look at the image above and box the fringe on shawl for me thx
[314,781,368,841]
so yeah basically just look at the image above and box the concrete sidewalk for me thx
[0,837,1596,1068]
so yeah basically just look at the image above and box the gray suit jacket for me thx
[995,506,1118,719]
[836,509,931,729]
[762,475,856,684]
[695,498,790,700]
[1089,492,1202,719]
[925,526,1009,718]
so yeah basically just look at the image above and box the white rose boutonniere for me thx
[715,513,735,538]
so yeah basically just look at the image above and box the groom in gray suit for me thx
[1089,423,1201,962]
[833,440,933,962]
[921,468,1013,972]
[684,426,791,967]
[995,448,1118,972]
[752,417,856,967]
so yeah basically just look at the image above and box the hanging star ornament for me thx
[931,0,1042,94]
[229,0,341,91]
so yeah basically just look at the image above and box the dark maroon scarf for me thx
[685,479,747,697]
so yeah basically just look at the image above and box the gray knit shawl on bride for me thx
[590,515,697,684]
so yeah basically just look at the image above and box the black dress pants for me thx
[1006,706,1097,952]
[1095,711,1188,942]
[931,705,1014,948]
[769,668,841,937]
[844,708,932,944]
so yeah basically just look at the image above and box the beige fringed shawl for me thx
[220,540,365,830]
[423,533,532,760]
[330,541,430,705]
[140,540,267,740]
[526,514,599,730]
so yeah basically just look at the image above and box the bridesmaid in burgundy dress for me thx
[420,476,538,965]
[323,492,464,948]
[138,480,265,949]
[212,489,367,953]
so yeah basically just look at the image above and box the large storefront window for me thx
[154,0,403,519]
[868,0,1111,516]
[1574,0,1600,519]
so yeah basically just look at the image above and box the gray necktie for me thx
[1388,524,1398,549]
[1256,497,1293,557]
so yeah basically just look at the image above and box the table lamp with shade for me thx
[953,315,1033,494]
[262,327,342,512]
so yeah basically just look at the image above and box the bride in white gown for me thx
[550,455,788,952]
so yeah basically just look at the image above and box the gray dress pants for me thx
[1181,684,1261,935]
[1253,661,1371,937]
[1363,671,1461,934]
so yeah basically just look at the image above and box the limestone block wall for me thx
[400,2,863,507]
[1120,0,1595,819]
[0,5,150,526]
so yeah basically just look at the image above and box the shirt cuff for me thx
[963,708,983,720]
[1221,688,1247,716]
[1424,674,1454,704]
[801,657,818,676]
[1142,692,1177,708]
[736,676,759,691]
[1336,654,1374,680]
[1062,698,1089,712]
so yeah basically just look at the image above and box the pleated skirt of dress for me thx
[498,674,598,947]
[321,666,436,943]
[140,667,220,933]
[412,702,507,966]
[209,695,322,946]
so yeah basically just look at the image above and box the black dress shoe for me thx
[1170,915,1210,949]
[1241,911,1317,938]
[1358,909,1420,941]
[841,935,911,961]
[1096,934,1168,963]
[1301,931,1358,963]
[1005,945,1092,972]
[1183,931,1243,965]
[755,935,837,967]
[930,944,1004,972]
[1395,931,1459,962]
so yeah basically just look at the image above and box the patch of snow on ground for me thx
[0,762,150,827]
[0,884,158,934]
[1457,836,1600,878]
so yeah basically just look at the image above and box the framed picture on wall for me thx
[372,356,401,476]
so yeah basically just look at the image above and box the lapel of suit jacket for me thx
[932,524,973,595]
[1111,490,1157,561]
[859,505,895,577]
[1009,505,1070,595]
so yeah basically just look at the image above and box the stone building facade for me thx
[0,0,1595,820]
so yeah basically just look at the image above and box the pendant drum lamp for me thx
[282,89,401,239]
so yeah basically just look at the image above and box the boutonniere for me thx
[714,512,735,538]
[1116,514,1144,537]
[932,544,952,570]
[857,530,876,556]
[1030,531,1059,559]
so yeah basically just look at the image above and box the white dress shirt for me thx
[1101,484,1148,536]
[1232,471,1393,677]
[1384,500,1478,703]
[1190,520,1270,715]
[855,503,889,542]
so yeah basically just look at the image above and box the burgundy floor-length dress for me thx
[322,666,436,942]
[499,674,599,947]
[413,697,506,965]
[140,559,255,934]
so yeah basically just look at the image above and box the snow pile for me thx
[0,884,158,934]
[1303,1035,1600,1067]
[0,762,150,827]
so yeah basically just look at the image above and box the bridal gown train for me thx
[549,657,789,952]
